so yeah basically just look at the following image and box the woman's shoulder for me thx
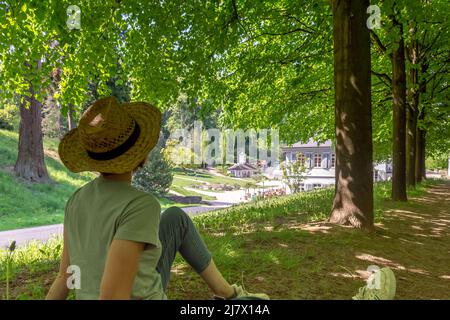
[126,188,161,213]
[66,179,93,205]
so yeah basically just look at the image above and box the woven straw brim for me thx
[58,102,161,174]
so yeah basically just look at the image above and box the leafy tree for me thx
[280,156,306,194]
[425,156,448,171]
[371,0,449,192]
[0,0,448,228]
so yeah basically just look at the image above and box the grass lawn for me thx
[170,176,217,200]
[1,178,448,300]
[170,171,254,199]
[170,169,271,200]
[169,185,217,201]
[167,179,450,300]
[173,170,254,188]
[0,129,186,231]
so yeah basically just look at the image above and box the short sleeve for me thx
[63,187,82,229]
[114,194,161,247]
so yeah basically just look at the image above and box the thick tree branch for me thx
[370,30,387,54]
[371,70,392,88]
[229,0,250,37]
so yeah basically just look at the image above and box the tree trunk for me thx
[415,124,426,183]
[416,108,426,183]
[329,0,374,230]
[14,92,51,183]
[406,38,419,188]
[391,18,407,201]
[57,104,64,139]
[406,97,417,187]
[67,103,77,130]
[415,61,428,183]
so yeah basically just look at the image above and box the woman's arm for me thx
[46,230,71,300]
[99,239,145,300]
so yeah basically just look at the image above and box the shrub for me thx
[0,104,17,131]
[132,147,173,196]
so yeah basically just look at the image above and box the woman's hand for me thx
[99,239,145,300]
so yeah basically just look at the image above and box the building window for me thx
[331,153,335,168]
[297,153,306,166]
[313,184,322,189]
[314,153,322,168]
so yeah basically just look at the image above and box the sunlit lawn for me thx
[0,129,184,231]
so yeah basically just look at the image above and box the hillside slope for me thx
[0,129,95,231]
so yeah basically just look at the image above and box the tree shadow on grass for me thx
[168,183,450,300]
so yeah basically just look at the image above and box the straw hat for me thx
[58,96,161,174]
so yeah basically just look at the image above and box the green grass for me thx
[170,175,216,200]
[191,180,427,233]
[173,171,253,188]
[0,129,185,231]
[170,186,217,201]
[170,169,262,200]
[0,130,95,231]
[168,179,449,300]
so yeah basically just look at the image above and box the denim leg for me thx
[156,206,212,292]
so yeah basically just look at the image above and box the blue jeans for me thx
[156,207,212,292]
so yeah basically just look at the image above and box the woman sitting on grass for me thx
[45,97,269,300]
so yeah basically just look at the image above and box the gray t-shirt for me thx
[64,175,166,300]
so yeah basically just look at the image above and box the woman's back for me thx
[64,175,166,300]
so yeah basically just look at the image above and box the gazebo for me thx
[228,163,257,178]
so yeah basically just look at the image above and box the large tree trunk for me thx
[391,17,407,201]
[406,38,419,188]
[329,0,374,230]
[14,92,51,183]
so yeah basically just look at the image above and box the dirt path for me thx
[168,182,450,299]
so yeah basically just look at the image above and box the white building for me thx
[280,139,335,191]
[271,139,392,192]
